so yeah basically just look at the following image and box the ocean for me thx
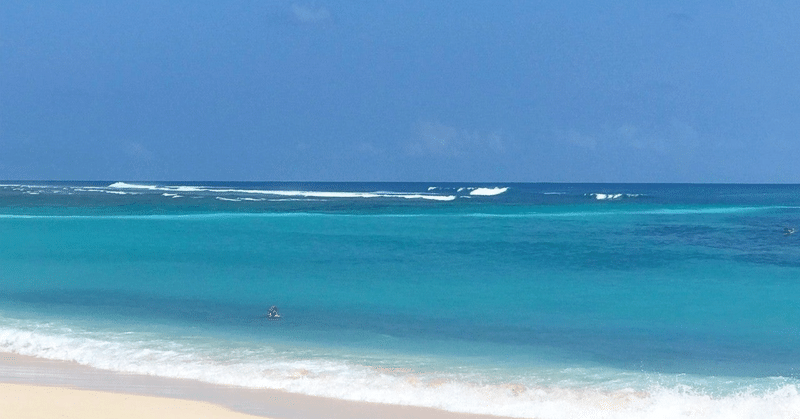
[1,181,799,418]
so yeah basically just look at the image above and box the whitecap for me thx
[108,182,158,190]
[589,193,645,200]
[470,187,508,196]
[105,183,457,202]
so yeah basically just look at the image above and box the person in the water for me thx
[267,305,280,319]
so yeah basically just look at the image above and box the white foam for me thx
[108,182,158,190]
[2,184,49,189]
[595,193,621,200]
[173,186,207,193]
[220,189,456,201]
[589,193,642,200]
[2,321,798,419]
[470,187,508,196]
[392,194,455,201]
[105,183,456,202]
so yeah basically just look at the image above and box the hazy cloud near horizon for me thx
[1,1,799,182]
[406,121,506,157]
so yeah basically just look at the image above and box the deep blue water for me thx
[2,182,800,418]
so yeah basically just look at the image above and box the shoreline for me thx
[0,352,517,419]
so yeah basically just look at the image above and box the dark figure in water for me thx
[267,305,281,319]
[785,227,796,236]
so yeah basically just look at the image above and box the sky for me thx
[2,1,800,182]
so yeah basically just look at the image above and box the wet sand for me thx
[0,352,516,419]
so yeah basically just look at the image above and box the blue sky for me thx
[2,1,799,182]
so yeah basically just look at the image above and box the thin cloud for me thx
[561,120,700,155]
[667,12,694,25]
[122,141,155,162]
[291,4,331,24]
[406,121,506,157]
[357,141,384,156]
[615,120,700,154]
[561,129,598,149]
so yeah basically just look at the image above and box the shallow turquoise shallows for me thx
[2,182,800,418]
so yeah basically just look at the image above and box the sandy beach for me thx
[0,383,269,419]
[0,352,516,419]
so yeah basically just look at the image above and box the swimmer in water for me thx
[267,305,281,319]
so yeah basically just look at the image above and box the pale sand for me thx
[0,383,269,419]
[0,352,517,419]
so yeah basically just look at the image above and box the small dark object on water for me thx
[267,305,281,319]
[784,227,795,236]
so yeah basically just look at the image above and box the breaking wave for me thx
[108,182,457,201]
[1,319,798,419]
[588,193,642,200]
[470,187,508,196]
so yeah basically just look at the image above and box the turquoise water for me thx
[2,182,800,417]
